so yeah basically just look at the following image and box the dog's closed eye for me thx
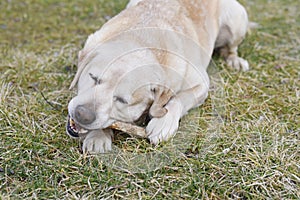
[89,73,102,85]
[114,96,128,104]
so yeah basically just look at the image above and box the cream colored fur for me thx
[67,0,249,153]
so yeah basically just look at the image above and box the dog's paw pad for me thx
[226,56,249,71]
[82,130,112,154]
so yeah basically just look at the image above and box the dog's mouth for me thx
[66,116,89,138]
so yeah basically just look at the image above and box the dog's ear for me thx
[149,87,174,118]
[69,50,97,90]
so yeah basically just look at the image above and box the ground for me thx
[0,0,299,199]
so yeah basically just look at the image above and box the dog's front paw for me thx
[82,129,113,154]
[146,99,182,145]
[146,114,180,145]
[226,55,249,71]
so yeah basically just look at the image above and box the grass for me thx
[0,0,299,199]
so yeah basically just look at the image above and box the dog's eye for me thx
[89,73,102,85]
[114,96,128,104]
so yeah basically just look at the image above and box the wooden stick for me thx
[110,121,147,138]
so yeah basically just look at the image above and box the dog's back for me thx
[81,0,221,70]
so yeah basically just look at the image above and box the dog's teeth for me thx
[71,126,77,132]
[69,118,78,132]
[69,117,88,134]
[78,129,88,134]
[70,118,75,126]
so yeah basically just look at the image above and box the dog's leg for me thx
[216,0,249,71]
[219,40,249,71]
[82,129,113,154]
[146,84,208,145]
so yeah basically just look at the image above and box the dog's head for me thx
[66,43,173,138]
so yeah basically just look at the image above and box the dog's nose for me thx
[74,105,96,125]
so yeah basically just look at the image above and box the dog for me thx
[67,0,249,153]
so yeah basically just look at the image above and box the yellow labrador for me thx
[67,0,249,153]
